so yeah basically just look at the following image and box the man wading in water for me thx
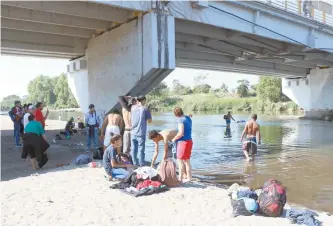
[240,114,261,161]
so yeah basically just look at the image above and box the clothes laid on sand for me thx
[110,168,169,197]
[286,209,321,226]
[237,190,258,200]
[158,159,180,187]
[134,166,158,180]
[73,155,92,165]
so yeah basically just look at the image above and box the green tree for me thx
[0,95,21,111]
[257,77,282,103]
[172,79,192,95]
[220,83,229,93]
[192,84,211,94]
[54,73,78,108]
[27,75,55,105]
[149,82,168,97]
[236,79,249,97]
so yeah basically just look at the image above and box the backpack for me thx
[258,179,286,217]
[93,147,104,160]
[158,159,180,187]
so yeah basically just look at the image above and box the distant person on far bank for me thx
[9,100,24,147]
[35,102,49,129]
[171,107,193,182]
[131,95,152,166]
[240,114,261,161]
[85,104,100,150]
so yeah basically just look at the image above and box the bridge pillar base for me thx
[67,12,175,113]
[282,68,333,119]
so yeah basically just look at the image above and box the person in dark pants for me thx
[85,104,99,150]
[9,100,24,147]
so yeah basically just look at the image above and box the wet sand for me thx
[1,116,333,226]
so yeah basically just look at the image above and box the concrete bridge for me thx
[1,1,333,118]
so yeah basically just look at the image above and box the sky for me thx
[0,56,259,100]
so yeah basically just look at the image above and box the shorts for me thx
[104,125,120,146]
[176,140,193,160]
[242,137,257,155]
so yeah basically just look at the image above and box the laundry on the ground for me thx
[73,154,92,165]
[110,167,169,197]
[286,209,321,226]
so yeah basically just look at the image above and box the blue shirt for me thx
[103,145,118,174]
[24,121,45,136]
[177,115,192,141]
[131,105,152,136]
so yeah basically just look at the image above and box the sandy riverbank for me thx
[1,116,333,226]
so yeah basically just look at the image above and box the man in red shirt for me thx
[35,102,49,129]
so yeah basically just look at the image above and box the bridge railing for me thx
[259,0,333,27]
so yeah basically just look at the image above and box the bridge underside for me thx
[175,19,333,78]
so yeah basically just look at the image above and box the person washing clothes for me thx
[103,133,135,181]
[100,110,123,150]
[85,104,100,151]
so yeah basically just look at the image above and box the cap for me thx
[88,104,95,109]
[28,105,35,110]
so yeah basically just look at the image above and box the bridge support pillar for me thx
[282,68,333,119]
[67,12,175,113]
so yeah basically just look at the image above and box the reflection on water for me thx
[49,111,333,213]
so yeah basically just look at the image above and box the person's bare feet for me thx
[246,158,251,162]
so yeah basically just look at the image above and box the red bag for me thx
[258,179,286,217]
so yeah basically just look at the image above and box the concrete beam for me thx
[176,42,229,56]
[2,1,132,22]
[177,58,306,78]
[1,18,95,38]
[1,29,87,55]
[176,49,234,63]
[1,40,82,56]
[1,5,111,30]
[1,49,75,59]
[90,0,151,11]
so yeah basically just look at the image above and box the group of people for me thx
[84,95,194,182]
[9,101,49,169]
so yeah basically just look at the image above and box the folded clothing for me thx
[286,208,321,226]
[237,190,258,200]
[136,180,162,190]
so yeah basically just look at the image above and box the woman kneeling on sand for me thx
[103,133,135,181]
[171,107,193,183]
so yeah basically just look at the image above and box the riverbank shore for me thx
[1,116,333,225]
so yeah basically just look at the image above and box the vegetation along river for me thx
[49,111,333,213]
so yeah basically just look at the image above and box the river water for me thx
[49,111,333,213]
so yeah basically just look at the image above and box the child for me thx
[103,133,134,181]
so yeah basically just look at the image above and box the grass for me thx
[147,93,299,114]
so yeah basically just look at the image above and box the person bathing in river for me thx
[224,111,235,137]
[240,114,261,161]
[148,129,178,167]
[101,109,124,150]
[103,133,134,181]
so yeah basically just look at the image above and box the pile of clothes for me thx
[110,166,168,197]
[227,180,322,226]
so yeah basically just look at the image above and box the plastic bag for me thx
[231,199,253,217]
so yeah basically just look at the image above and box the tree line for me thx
[0,73,78,111]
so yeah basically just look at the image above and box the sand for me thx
[1,116,333,226]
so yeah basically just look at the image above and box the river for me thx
[49,111,333,213]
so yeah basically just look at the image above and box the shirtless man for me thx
[148,129,177,167]
[118,96,136,155]
[101,110,124,149]
[240,114,261,161]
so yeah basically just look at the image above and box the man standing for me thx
[240,114,261,161]
[35,102,49,129]
[224,111,235,137]
[118,96,135,155]
[23,104,36,129]
[131,95,152,166]
[85,104,100,150]
[100,110,123,149]
[9,101,24,147]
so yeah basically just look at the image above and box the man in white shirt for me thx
[23,105,36,129]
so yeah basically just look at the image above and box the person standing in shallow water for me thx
[224,111,235,137]
[171,107,193,182]
[240,114,261,161]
